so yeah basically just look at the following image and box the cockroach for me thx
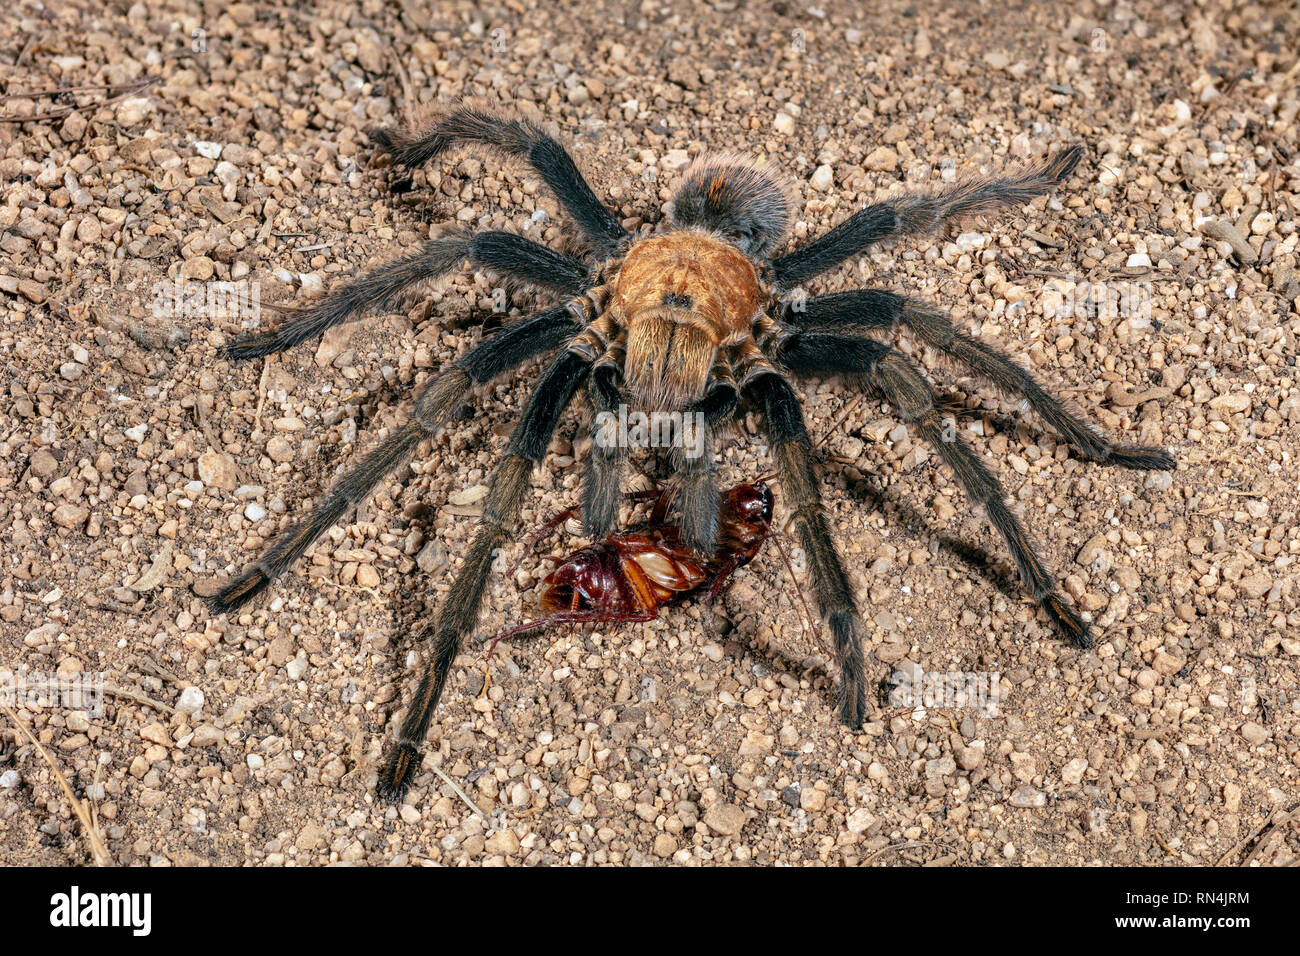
[489,479,817,652]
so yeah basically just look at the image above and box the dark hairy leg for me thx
[224,232,589,361]
[379,349,593,799]
[373,105,629,257]
[673,372,739,554]
[207,306,581,613]
[582,364,626,540]
[673,425,720,556]
[779,290,1175,470]
[743,372,869,728]
[770,146,1084,290]
[774,330,1108,647]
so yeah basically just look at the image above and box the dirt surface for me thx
[2,0,1299,867]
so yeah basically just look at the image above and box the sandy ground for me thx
[2,0,1298,866]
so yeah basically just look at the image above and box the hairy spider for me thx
[207,105,1174,798]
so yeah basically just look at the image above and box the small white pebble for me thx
[1251,211,1276,236]
[177,686,205,716]
[662,149,691,172]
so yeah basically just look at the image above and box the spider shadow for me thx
[834,459,1030,613]
[710,598,844,694]
[826,385,1067,608]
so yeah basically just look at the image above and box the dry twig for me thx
[2,703,112,866]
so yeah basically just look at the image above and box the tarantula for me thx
[207,105,1174,798]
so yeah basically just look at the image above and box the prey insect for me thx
[487,479,816,653]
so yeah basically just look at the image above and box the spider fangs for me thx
[206,105,1175,798]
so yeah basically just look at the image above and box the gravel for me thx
[1,0,1298,868]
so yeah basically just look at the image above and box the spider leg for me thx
[770,146,1084,290]
[743,371,869,728]
[583,361,626,540]
[777,292,1175,470]
[673,362,739,554]
[206,304,583,613]
[773,330,1095,648]
[778,288,907,332]
[380,347,594,799]
[673,425,720,555]
[224,231,589,360]
[373,104,629,256]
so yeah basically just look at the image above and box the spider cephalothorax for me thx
[614,230,762,405]
[207,104,1174,798]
